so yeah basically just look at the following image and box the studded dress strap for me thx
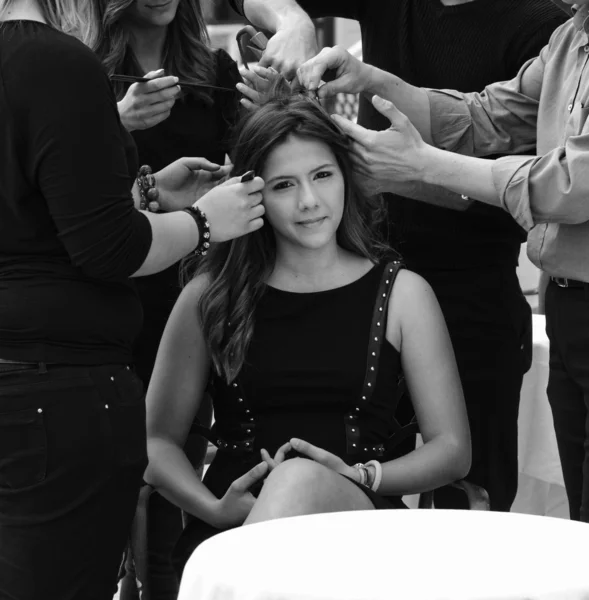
[345,261,404,456]
[191,376,258,456]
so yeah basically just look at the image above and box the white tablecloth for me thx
[178,510,589,600]
[511,314,569,518]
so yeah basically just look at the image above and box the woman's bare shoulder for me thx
[173,273,213,317]
[392,268,435,301]
[182,273,212,297]
[386,268,441,348]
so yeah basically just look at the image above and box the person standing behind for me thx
[86,1,241,598]
[229,0,567,511]
[0,0,264,597]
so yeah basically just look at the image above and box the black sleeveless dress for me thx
[173,260,415,574]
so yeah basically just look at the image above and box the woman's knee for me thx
[248,458,373,524]
[263,457,327,492]
[248,459,333,521]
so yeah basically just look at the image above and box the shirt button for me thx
[461,194,469,201]
[568,103,573,112]
[584,45,589,53]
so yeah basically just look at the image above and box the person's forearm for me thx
[378,435,470,496]
[145,438,221,526]
[384,179,473,211]
[242,0,313,33]
[366,67,433,145]
[131,211,198,277]
[418,146,499,206]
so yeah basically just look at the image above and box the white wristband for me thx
[353,463,367,486]
[365,460,383,492]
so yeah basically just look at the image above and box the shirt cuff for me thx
[492,155,537,231]
[426,89,473,153]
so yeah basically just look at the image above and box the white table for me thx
[178,510,589,600]
[512,314,569,518]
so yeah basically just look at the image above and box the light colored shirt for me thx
[427,5,589,281]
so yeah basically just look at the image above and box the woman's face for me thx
[261,134,346,253]
[125,0,181,27]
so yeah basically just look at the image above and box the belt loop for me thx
[37,362,48,375]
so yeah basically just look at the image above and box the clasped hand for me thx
[261,439,361,482]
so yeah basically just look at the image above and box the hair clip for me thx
[302,87,321,104]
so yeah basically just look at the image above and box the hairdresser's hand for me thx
[195,174,265,242]
[333,95,428,191]
[153,158,230,213]
[261,442,292,472]
[297,46,373,99]
[289,438,360,482]
[259,20,318,81]
[210,462,269,528]
[237,66,281,110]
[118,69,181,132]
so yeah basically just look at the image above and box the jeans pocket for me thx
[110,369,147,471]
[0,407,47,490]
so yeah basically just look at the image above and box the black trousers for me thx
[418,266,532,511]
[0,363,147,600]
[545,280,589,522]
[119,396,213,600]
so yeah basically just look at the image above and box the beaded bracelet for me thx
[137,165,160,212]
[183,205,211,256]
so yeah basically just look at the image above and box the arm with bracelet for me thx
[131,168,264,277]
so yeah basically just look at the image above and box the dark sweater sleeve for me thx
[229,0,363,21]
[9,39,152,282]
[504,7,568,77]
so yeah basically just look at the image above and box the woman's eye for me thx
[273,181,293,191]
[315,171,332,180]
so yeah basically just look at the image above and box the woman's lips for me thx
[296,217,326,227]
[147,1,172,9]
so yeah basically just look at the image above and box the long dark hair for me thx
[0,0,90,37]
[86,0,216,103]
[184,82,389,383]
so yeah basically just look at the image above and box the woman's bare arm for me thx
[144,275,222,523]
[379,270,471,496]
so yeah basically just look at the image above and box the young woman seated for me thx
[144,82,471,575]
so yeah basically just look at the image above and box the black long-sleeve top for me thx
[0,21,152,364]
[230,0,567,271]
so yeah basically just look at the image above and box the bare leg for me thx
[245,458,374,525]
